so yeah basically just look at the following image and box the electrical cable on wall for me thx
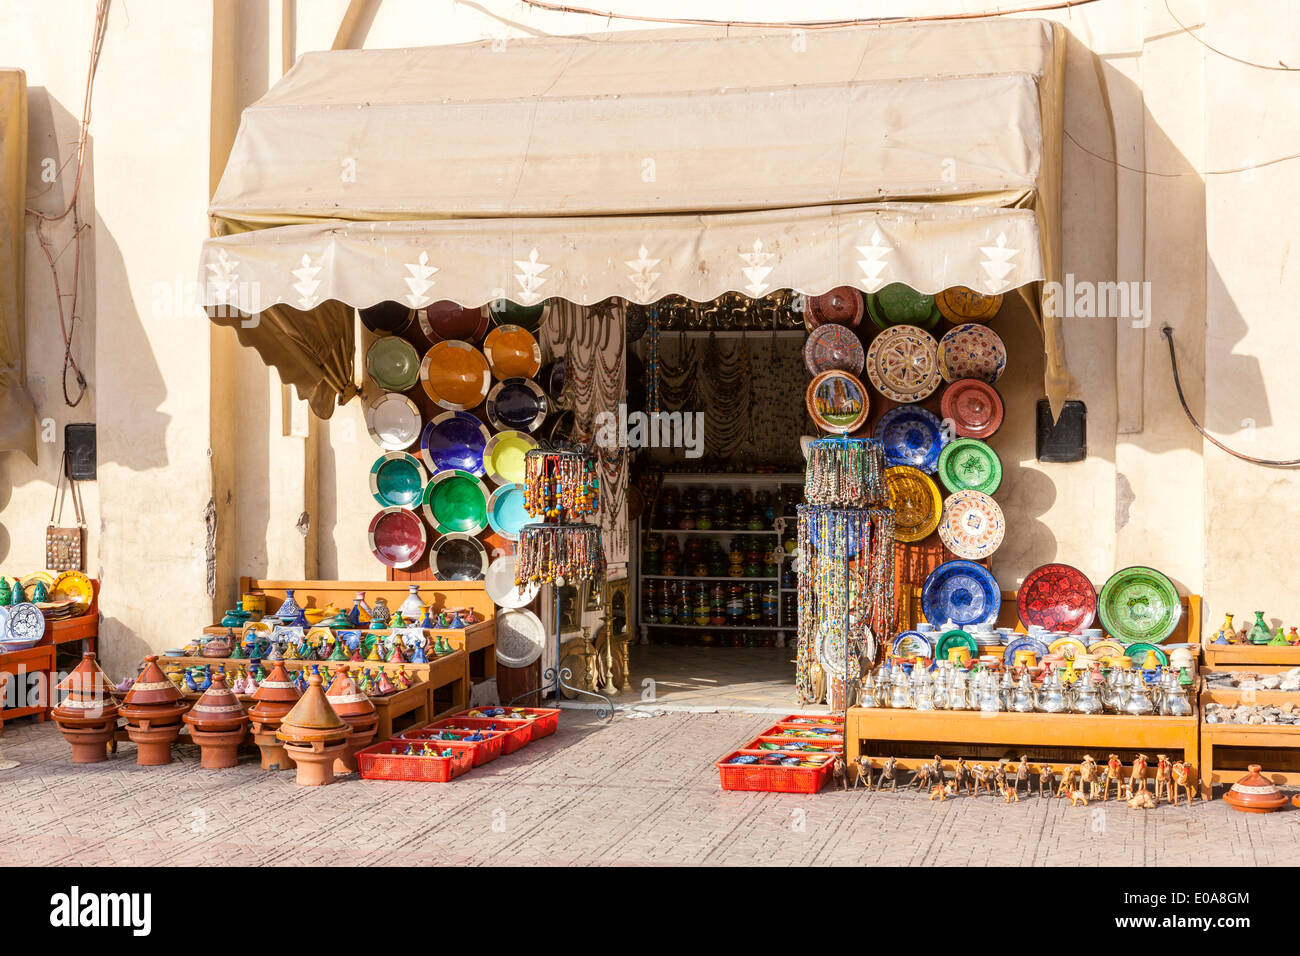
[1161,325,1300,467]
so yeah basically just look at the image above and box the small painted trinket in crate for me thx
[356,739,474,782]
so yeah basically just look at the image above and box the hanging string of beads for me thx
[804,436,887,506]
[523,446,601,521]
[515,523,605,586]
[646,305,661,415]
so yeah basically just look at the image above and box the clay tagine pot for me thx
[118,655,190,766]
[325,664,379,774]
[1223,764,1288,813]
[247,660,301,771]
[183,672,250,769]
[275,673,351,786]
[51,652,120,764]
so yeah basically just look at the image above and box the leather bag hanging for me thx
[46,451,85,571]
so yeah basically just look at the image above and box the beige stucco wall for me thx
[3,0,1298,676]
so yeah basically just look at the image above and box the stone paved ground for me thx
[0,711,1297,866]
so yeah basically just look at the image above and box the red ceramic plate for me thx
[805,287,864,329]
[421,301,490,344]
[367,507,428,569]
[940,379,1004,439]
[1017,563,1097,635]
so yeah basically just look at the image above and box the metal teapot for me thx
[1010,671,1036,713]
[858,669,880,708]
[1036,668,1068,713]
[1071,669,1104,715]
[1163,675,1193,717]
[1123,674,1157,716]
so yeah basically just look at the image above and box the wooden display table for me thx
[1202,642,1300,669]
[1199,672,1300,797]
[238,577,495,630]
[844,707,1200,785]
[39,579,100,654]
[0,644,55,723]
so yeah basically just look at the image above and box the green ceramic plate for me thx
[866,283,941,331]
[366,335,421,391]
[935,628,978,663]
[368,452,426,508]
[1124,642,1169,668]
[936,438,1002,495]
[1097,566,1181,645]
[421,470,489,535]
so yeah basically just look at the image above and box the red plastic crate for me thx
[356,740,474,782]
[417,717,532,754]
[715,750,836,794]
[455,707,559,739]
[777,714,845,726]
[399,727,505,767]
[744,735,844,753]
[758,721,844,740]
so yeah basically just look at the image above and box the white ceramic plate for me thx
[485,555,541,610]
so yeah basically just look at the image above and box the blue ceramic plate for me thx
[486,483,530,542]
[891,630,934,659]
[874,406,948,473]
[921,560,1000,628]
[420,411,490,476]
[1002,635,1051,667]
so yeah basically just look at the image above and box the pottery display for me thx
[937,489,1005,560]
[484,554,541,609]
[247,660,302,770]
[937,323,1007,384]
[804,286,864,329]
[368,506,428,569]
[1223,765,1288,813]
[1246,611,1272,645]
[275,673,352,787]
[1017,563,1097,635]
[803,323,865,376]
[936,438,1002,495]
[485,378,548,433]
[51,652,119,764]
[486,483,530,541]
[119,655,190,766]
[805,370,869,434]
[431,532,489,581]
[183,672,250,769]
[420,340,492,410]
[421,469,489,535]
[483,324,542,380]
[421,300,489,344]
[359,300,415,335]
[325,665,379,773]
[366,392,422,451]
[864,324,941,403]
[366,335,421,391]
[921,560,1001,628]
[488,298,550,333]
[2,602,45,650]
[369,451,427,509]
[482,430,538,486]
[936,286,1002,324]
[940,378,1004,440]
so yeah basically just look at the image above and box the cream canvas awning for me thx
[201,18,1067,417]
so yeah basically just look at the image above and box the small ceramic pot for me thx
[1223,765,1288,813]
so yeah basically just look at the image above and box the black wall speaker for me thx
[1036,400,1086,463]
[65,423,97,480]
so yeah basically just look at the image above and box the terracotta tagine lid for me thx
[325,664,377,719]
[1223,765,1288,813]
[184,672,249,733]
[247,660,302,725]
[276,674,350,745]
[121,655,186,710]
[52,652,119,722]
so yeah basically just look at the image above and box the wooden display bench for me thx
[1202,642,1300,669]
[39,578,100,655]
[0,644,55,723]
[844,708,1200,786]
[1199,669,1300,797]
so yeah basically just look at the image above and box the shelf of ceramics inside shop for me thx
[657,473,804,487]
[642,623,792,631]
[154,654,460,678]
[642,574,780,582]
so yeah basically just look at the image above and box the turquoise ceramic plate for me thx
[935,628,978,662]
[486,483,529,542]
[1125,642,1170,668]
[368,452,427,508]
[1097,566,1181,645]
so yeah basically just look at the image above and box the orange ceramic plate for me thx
[420,340,491,411]
[483,324,542,380]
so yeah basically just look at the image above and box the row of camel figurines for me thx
[832,753,1196,808]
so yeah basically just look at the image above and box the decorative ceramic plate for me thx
[864,324,941,403]
[485,554,541,609]
[866,283,941,330]
[483,430,538,486]
[359,301,416,335]
[488,299,550,333]
[921,560,1000,628]
[874,406,948,473]
[1002,635,1051,667]
[50,570,93,608]
[369,452,427,509]
[805,370,869,434]
[1097,566,1182,645]
[1125,642,1170,668]
[365,335,421,392]
[420,300,489,344]
[884,466,942,543]
[804,287,864,329]
[366,392,422,451]
[1087,639,1125,661]
[431,532,489,581]
[935,628,978,662]
[421,470,489,535]
[1048,636,1089,661]
[936,286,1003,325]
[803,324,865,376]
[495,608,546,668]
[420,340,492,410]
[940,379,1005,439]
[487,483,530,541]
[420,410,490,476]
[938,324,1007,384]
[540,360,567,406]
[485,378,548,433]
[1017,563,1097,635]
[21,571,55,592]
[368,507,427,569]
[937,490,1005,560]
[936,438,1002,495]
[891,630,934,659]
[4,602,44,648]
[484,324,542,380]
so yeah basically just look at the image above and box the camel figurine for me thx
[1079,755,1102,800]
[999,778,1020,803]
[1154,754,1173,804]
[1102,754,1125,801]
[1171,760,1195,806]
[1056,765,1081,798]
[928,755,945,789]
[929,782,955,802]
[1014,756,1031,797]
[853,755,874,791]
[971,763,991,797]
[833,754,848,791]
[1128,789,1157,810]
[879,755,899,791]
[991,759,1009,795]
[1129,753,1149,794]
[953,757,973,795]
[1067,788,1089,807]
[913,760,935,792]
[1038,764,1055,797]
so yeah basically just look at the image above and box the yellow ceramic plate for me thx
[50,570,93,608]
[1087,639,1125,661]
[1048,636,1088,661]
[885,466,942,543]
[21,571,55,592]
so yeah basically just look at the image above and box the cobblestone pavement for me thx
[0,711,1296,867]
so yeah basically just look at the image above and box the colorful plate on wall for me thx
[484,324,542,380]
[366,336,421,391]
[940,379,1004,439]
[50,570,93,609]
[1125,642,1170,668]
[891,630,934,659]
[884,466,942,543]
[803,324,864,376]
[921,560,1000,629]
[874,406,948,473]
[368,507,427,569]
[936,286,1003,325]
[420,300,489,344]
[937,490,1005,560]
[1002,636,1051,667]
[485,378,548,433]
[421,470,489,535]
[431,532,489,581]
[420,410,490,476]
[865,283,941,330]
[369,452,427,509]
[359,301,416,335]
[487,483,530,541]
[805,369,869,434]
[938,323,1007,384]
[936,438,1002,495]
[495,607,546,667]
[483,430,538,486]
[1017,563,1097,635]
[420,340,491,410]
[366,392,422,451]
[488,299,550,333]
[864,324,941,403]
[805,287,864,329]
[1097,566,1182,645]
[485,555,541,609]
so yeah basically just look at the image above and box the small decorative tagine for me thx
[1223,765,1288,814]
[275,673,351,786]
[119,655,190,766]
[51,652,120,763]
[247,660,301,770]
[325,664,379,773]
[183,672,250,769]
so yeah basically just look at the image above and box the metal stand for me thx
[509,583,614,723]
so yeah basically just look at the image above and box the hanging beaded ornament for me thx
[804,436,887,507]
[515,523,606,586]
[522,445,601,521]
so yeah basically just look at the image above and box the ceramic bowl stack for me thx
[969,622,1002,651]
